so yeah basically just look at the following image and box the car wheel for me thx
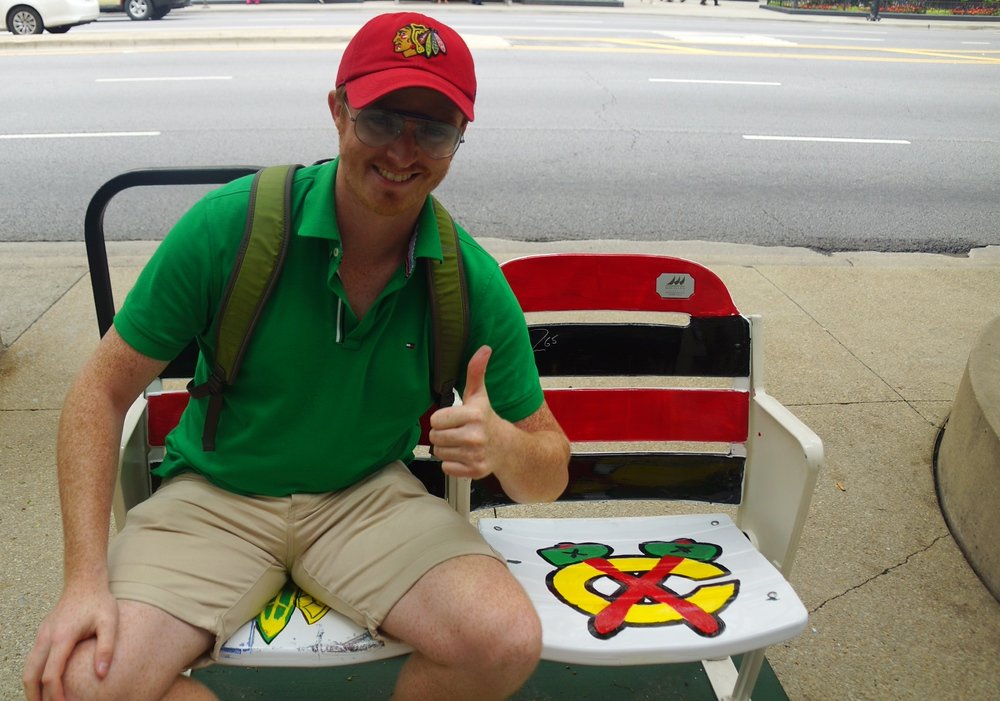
[125,0,153,20]
[7,6,44,35]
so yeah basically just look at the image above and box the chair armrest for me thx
[113,395,150,532]
[738,391,823,577]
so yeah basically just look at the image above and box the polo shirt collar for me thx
[296,158,445,276]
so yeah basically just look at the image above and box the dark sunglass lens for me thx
[353,107,460,158]
[356,110,401,146]
[418,123,457,150]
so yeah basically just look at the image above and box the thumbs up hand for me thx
[429,345,507,480]
[462,343,491,403]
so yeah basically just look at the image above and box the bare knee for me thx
[61,638,128,701]
[453,596,543,673]
[385,556,544,688]
[60,630,215,701]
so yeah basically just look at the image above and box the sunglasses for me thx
[343,102,464,160]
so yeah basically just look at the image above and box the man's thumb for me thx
[463,345,492,399]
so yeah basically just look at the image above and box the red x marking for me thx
[586,556,721,636]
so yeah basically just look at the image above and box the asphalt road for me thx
[2,6,999,252]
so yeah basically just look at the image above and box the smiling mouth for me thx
[377,167,417,184]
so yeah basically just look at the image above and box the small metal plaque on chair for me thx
[656,273,695,299]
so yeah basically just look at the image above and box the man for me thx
[24,12,570,701]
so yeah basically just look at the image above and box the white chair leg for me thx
[703,648,766,701]
[703,657,740,700]
[731,647,767,701]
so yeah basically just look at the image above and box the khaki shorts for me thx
[108,462,501,659]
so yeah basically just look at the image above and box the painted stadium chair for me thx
[478,253,823,700]
[86,169,821,700]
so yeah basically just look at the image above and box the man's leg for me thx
[62,600,215,701]
[291,464,540,699]
[381,555,542,701]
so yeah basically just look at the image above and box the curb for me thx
[0,27,357,51]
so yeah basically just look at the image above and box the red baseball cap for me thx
[337,13,477,122]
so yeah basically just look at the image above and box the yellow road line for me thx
[511,45,1000,65]
[505,35,1000,65]
[881,47,1000,63]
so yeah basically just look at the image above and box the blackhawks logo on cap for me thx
[394,23,447,59]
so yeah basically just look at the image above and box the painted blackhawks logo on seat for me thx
[255,580,331,644]
[394,23,447,59]
[539,539,739,640]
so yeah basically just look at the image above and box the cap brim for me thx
[344,67,475,122]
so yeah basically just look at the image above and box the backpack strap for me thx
[188,164,301,451]
[426,195,469,409]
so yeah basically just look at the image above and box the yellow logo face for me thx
[393,23,448,59]
[539,539,739,639]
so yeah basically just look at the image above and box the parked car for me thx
[3,0,98,34]
[99,0,188,21]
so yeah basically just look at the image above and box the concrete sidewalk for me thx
[3,239,1000,699]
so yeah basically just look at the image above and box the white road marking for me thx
[769,34,884,43]
[650,78,781,86]
[0,132,160,140]
[743,135,911,144]
[95,76,233,83]
[657,31,799,47]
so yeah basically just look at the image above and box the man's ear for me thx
[328,91,341,121]
[329,91,350,139]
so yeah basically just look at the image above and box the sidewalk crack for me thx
[809,534,948,615]
[753,267,909,407]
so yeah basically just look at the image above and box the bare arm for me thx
[23,329,167,700]
[58,330,167,581]
[428,346,570,504]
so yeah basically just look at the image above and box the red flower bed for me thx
[883,3,927,12]
[773,0,1000,14]
[953,6,1000,13]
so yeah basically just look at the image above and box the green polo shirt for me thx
[114,159,543,497]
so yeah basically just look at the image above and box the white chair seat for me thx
[479,513,807,666]
[217,582,411,667]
